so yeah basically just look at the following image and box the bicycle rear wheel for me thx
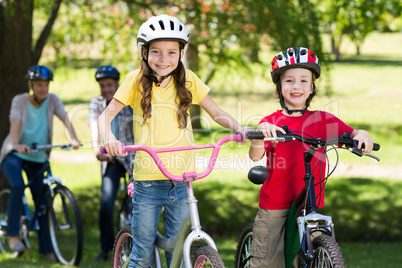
[0,188,10,253]
[192,245,225,267]
[48,185,83,266]
[234,223,253,268]
[112,225,133,268]
[309,234,345,268]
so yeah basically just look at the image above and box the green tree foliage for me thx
[42,0,324,128]
[318,0,402,60]
[38,1,137,69]
[43,0,324,74]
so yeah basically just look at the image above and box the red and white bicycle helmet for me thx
[270,47,320,83]
[137,14,189,57]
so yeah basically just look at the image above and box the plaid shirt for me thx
[89,96,135,175]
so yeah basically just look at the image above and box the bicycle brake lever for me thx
[264,137,286,142]
[264,136,295,142]
[348,147,363,157]
[363,153,380,162]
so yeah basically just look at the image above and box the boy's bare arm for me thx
[249,140,265,161]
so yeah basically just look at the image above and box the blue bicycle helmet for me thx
[95,65,120,81]
[26,65,54,81]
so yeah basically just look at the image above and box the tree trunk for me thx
[0,0,61,187]
[331,35,341,61]
[0,0,34,187]
[356,42,360,56]
[183,42,203,131]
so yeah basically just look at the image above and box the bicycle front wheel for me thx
[309,234,345,268]
[112,225,133,268]
[0,188,10,254]
[234,223,253,268]
[192,245,225,267]
[48,185,83,266]
[117,195,132,231]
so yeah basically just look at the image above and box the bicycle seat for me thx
[248,166,269,185]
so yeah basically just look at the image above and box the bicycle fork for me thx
[297,212,335,262]
[167,180,218,268]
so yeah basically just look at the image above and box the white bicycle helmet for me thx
[137,14,189,57]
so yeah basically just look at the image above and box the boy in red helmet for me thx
[248,47,374,267]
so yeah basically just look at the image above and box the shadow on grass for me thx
[193,176,402,242]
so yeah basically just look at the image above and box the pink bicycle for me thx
[102,133,243,268]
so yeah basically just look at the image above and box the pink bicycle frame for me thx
[101,133,243,181]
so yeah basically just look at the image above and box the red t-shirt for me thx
[258,110,354,210]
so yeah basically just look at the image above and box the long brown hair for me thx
[136,56,193,128]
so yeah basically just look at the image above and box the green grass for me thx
[3,31,402,266]
[2,162,402,267]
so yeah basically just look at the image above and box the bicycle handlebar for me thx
[100,133,243,181]
[30,143,82,153]
[246,126,380,160]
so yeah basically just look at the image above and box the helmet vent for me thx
[159,20,165,30]
[179,25,183,31]
[300,49,307,55]
[170,20,174,30]
[149,24,155,31]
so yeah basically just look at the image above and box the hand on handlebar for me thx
[103,140,127,156]
[70,138,81,149]
[13,144,30,154]
[257,123,287,142]
[96,153,116,163]
[238,126,255,143]
[352,130,374,153]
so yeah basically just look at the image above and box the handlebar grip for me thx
[373,143,380,151]
[353,140,380,151]
[245,131,287,140]
[100,144,126,154]
[245,131,264,140]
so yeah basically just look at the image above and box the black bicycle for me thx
[235,126,380,268]
[116,171,133,232]
[0,144,83,266]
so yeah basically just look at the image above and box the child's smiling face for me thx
[144,40,184,81]
[280,68,314,112]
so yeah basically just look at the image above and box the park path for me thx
[51,151,402,180]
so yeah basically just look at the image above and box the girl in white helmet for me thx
[99,14,252,267]
[248,47,374,267]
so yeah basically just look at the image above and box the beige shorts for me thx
[250,208,289,268]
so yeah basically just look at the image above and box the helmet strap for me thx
[142,44,181,87]
[32,92,46,105]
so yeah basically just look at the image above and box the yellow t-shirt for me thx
[114,69,210,180]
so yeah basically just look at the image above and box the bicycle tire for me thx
[117,195,132,231]
[0,188,10,254]
[234,223,254,268]
[47,185,83,266]
[192,245,225,268]
[309,234,345,268]
[112,225,133,268]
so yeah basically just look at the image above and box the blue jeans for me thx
[99,161,125,253]
[129,180,188,268]
[0,154,52,254]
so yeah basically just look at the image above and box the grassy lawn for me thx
[1,31,402,266]
[1,161,402,267]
